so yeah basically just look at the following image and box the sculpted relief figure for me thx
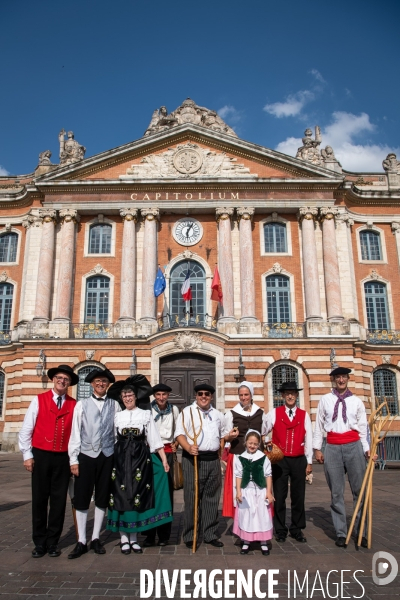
[59,129,86,165]
[38,150,52,165]
[296,126,324,166]
[321,145,342,173]
[382,153,400,174]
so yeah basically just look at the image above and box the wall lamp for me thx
[36,349,47,378]
[234,348,246,383]
[130,349,137,377]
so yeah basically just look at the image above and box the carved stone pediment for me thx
[121,143,257,180]
[174,331,203,351]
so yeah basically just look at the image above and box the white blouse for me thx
[115,408,164,454]
[234,449,272,478]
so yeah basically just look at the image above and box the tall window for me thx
[365,281,389,330]
[0,233,18,263]
[266,275,291,323]
[264,223,287,253]
[0,371,4,417]
[169,261,206,324]
[360,230,382,261]
[77,365,99,402]
[373,369,398,416]
[89,224,111,254]
[85,276,110,323]
[272,365,299,408]
[0,283,13,332]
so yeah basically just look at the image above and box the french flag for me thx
[181,270,192,301]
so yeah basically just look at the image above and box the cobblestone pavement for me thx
[0,453,399,599]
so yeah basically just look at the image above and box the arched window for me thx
[77,365,99,402]
[0,283,13,336]
[360,230,381,261]
[264,223,287,253]
[266,275,291,323]
[0,371,4,417]
[89,224,111,254]
[272,364,299,408]
[169,261,206,325]
[0,233,18,263]
[373,369,398,416]
[85,276,110,323]
[364,281,389,330]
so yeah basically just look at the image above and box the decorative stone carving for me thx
[123,143,255,179]
[88,264,105,276]
[141,208,159,221]
[0,271,9,282]
[174,331,203,352]
[144,98,237,137]
[321,146,342,173]
[85,350,95,360]
[120,208,138,222]
[391,222,400,234]
[38,209,57,223]
[59,129,86,165]
[38,150,52,165]
[237,207,254,221]
[382,153,400,190]
[5,223,11,231]
[22,216,34,229]
[366,220,374,229]
[216,207,234,221]
[272,262,283,273]
[320,206,339,221]
[296,127,323,166]
[382,355,392,364]
[182,249,195,260]
[330,347,338,368]
[59,208,80,223]
[336,212,354,227]
[298,206,318,221]
[280,349,290,360]
[370,269,382,280]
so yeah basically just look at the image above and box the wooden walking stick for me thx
[182,407,203,553]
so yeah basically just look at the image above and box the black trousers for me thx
[31,448,71,548]
[73,452,114,510]
[272,455,307,537]
[145,452,174,542]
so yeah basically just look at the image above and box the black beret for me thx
[278,381,303,393]
[330,367,351,377]
[47,364,79,386]
[84,368,115,383]
[151,383,172,394]
[194,383,215,394]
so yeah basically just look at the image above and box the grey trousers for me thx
[182,456,221,543]
[324,440,366,538]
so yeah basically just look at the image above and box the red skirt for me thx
[222,453,235,518]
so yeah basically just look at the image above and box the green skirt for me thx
[106,453,173,533]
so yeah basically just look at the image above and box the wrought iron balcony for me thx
[0,330,11,345]
[262,322,306,338]
[158,312,217,332]
[366,329,400,345]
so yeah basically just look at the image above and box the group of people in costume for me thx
[19,362,371,558]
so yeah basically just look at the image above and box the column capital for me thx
[120,208,138,222]
[38,209,57,223]
[141,207,159,221]
[22,216,34,229]
[392,222,400,234]
[298,206,319,222]
[335,212,354,227]
[59,208,80,223]
[237,206,255,221]
[216,207,234,222]
[320,206,339,221]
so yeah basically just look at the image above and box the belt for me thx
[182,450,219,462]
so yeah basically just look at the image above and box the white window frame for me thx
[266,360,305,412]
[259,214,292,257]
[361,274,394,330]
[371,367,400,420]
[261,267,297,324]
[80,267,115,324]
[84,216,116,258]
[0,228,21,266]
[356,225,387,264]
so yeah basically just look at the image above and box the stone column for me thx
[54,209,79,322]
[237,207,260,333]
[320,207,343,321]
[33,209,57,322]
[298,207,321,320]
[391,222,400,267]
[216,207,236,333]
[140,208,159,332]
[119,208,138,321]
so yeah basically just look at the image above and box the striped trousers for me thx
[182,456,221,543]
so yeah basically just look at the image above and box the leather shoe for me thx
[291,532,307,543]
[89,539,106,554]
[32,545,46,558]
[185,541,196,550]
[360,537,368,549]
[47,545,61,557]
[158,540,168,546]
[120,543,131,555]
[131,543,143,554]
[68,542,88,559]
[335,537,346,548]
[143,538,156,547]
[240,545,249,555]
[275,535,286,543]
[206,539,224,548]
[261,548,270,556]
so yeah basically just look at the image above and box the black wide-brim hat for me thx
[194,383,215,394]
[278,381,303,393]
[151,383,172,395]
[107,374,153,410]
[84,368,115,384]
[47,364,79,387]
[330,367,351,377]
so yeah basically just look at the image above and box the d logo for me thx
[372,551,398,586]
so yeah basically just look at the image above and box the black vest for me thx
[230,408,264,455]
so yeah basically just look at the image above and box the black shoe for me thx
[360,537,368,549]
[206,539,224,548]
[158,540,169,546]
[68,542,88,559]
[261,548,270,556]
[335,537,346,548]
[32,545,46,558]
[131,543,143,554]
[120,543,131,555]
[275,535,286,543]
[185,541,196,549]
[142,538,156,547]
[240,544,250,555]
[89,539,106,554]
[47,545,61,557]
[291,532,307,543]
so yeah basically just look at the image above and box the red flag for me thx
[211,266,223,304]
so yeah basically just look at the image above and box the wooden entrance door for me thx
[159,353,216,409]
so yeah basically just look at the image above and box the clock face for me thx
[173,218,203,246]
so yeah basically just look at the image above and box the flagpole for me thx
[186,259,190,325]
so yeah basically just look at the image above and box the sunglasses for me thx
[197,391,211,397]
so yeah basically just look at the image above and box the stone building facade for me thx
[1,98,400,450]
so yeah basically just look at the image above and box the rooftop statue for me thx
[382,153,400,174]
[144,98,237,137]
[296,127,341,172]
[59,129,86,165]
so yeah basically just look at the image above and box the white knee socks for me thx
[92,506,106,541]
[75,509,88,544]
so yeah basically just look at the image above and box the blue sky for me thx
[1,0,399,175]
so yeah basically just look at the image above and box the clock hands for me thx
[185,223,194,238]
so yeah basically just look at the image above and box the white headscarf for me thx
[238,381,254,398]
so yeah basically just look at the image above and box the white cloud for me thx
[0,166,9,176]
[264,90,314,118]
[275,111,399,171]
[217,105,242,125]
[310,69,326,84]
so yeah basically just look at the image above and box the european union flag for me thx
[154,267,166,297]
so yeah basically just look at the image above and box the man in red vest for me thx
[262,381,313,543]
[19,364,78,558]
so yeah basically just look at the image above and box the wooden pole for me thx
[182,407,203,553]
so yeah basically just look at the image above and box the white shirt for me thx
[18,391,67,461]
[114,407,164,453]
[68,397,121,465]
[234,449,272,478]
[224,402,262,431]
[150,403,180,444]
[313,391,369,453]
[262,406,313,464]
[175,402,227,451]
